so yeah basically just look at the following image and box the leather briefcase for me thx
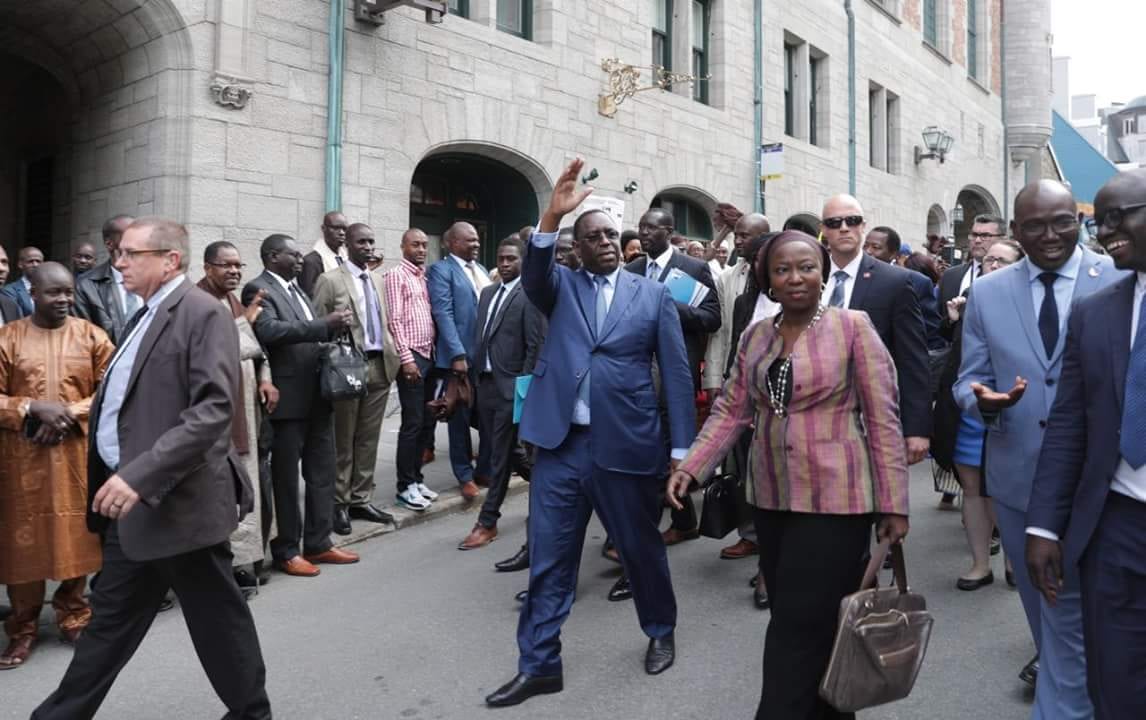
[819,541,933,712]
[319,333,368,402]
[697,473,740,539]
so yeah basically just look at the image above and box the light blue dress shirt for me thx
[97,274,186,471]
[1027,245,1082,336]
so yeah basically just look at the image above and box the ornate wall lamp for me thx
[597,58,707,118]
[914,126,955,164]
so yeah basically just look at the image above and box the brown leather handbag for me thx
[426,371,473,421]
[819,541,933,712]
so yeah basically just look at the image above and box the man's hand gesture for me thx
[971,376,1028,413]
[539,158,595,233]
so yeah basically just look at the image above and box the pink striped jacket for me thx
[679,307,909,515]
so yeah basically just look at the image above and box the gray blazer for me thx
[954,247,1124,512]
[473,282,546,404]
[86,279,252,562]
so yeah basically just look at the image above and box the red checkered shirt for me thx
[384,259,436,365]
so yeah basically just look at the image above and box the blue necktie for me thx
[1038,273,1060,359]
[828,270,849,308]
[576,275,609,412]
[1120,293,1146,469]
[647,261,659,280]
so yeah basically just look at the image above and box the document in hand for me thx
[664,268,710,308]
[513,375,532,424]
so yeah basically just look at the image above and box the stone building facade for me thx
[0,0,1051,270]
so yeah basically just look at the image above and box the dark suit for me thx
[905,268,944,351]
[298,249,337,298]
[427,256,491,484]
[938,261,976,309]
[846,254,931,438]
[473,280,545,528]
[34,278,269,720]
[517,232,695,676]
[74,261,129,344]
[242,270,336,563]
[1027,274,1145,718]
[2,278,33,317]
[0,294,20,325]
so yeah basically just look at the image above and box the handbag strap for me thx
[860,540,909,594]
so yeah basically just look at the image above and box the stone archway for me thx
[0,0,193,260]
[953,186,1001,249]
[651,185,720,241]
[926,204,948,250]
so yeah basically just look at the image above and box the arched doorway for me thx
[651,187,717,241]
[783,212,821,237]
[0,0,192,263]
[410,149,546,269]
[953,186,1001,251]
[926,204,947,239]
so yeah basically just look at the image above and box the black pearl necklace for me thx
[766,304,826,418]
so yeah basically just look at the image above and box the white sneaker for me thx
[396,486,430,511]
[415,482,439,502]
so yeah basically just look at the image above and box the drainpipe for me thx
[845,0,856,195]
[754,0,764,214]
[325,0,347,212]
[1000,0,1009,224]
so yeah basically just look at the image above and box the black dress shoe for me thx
[333,506,352,536]
[1019,655,1039,687]
[956,572,994,591]
[514,589,528,603]
[348,504,395,525]
[1005,569,1017,588]
[645,632,675,675]
[608,575,633,602]
[495,544,530,573]
[485,672,563,707]
[753,584,770,610]
[158,592,175,613]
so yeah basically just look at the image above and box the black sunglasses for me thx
[822,215,864,230]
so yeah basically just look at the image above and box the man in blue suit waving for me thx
[485,158,695,708]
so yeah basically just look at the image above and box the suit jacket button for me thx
[1038,420,1047,429]
[1046,378,1055,386]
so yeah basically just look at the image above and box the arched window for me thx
[651,194,713,241]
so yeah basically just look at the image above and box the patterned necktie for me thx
[1120,292,1146,469]
[360,272,380,346]
[828,270,849,308]
[1038,272,1059,359]
[647,261,659,281]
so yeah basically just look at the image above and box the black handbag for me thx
[319,332,368,402]
[698,473,741,539]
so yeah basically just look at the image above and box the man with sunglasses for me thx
[956,179,1120,718]
[938,214,1007,310]
[819,196,931,465]
[1026,169,1146,717]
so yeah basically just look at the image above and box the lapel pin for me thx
[862,272,871,279]
[1088,266,1100,278]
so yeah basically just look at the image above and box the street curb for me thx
[334,476,529,548]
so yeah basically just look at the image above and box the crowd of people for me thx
[0,157,1143,720]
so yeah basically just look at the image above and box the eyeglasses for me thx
[1095,202,1146,231]
[982,255,1016,267]
[822,215,864,230]
[206,261,246,270]
[969,231,1006,240]
[1017,217,1078,239]
[117,248,171,261]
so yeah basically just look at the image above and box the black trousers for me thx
[752,509,872,720]
[395,352,433,493]
[32,524,270,720]
[476,373,531,528]
[269,412,335,562]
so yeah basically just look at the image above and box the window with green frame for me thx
[967,0,980,79]
[922,0,938,47]
[691,0,709,103]
[497,0,532,40]
[447,0,468,18]
[652,0,672,70]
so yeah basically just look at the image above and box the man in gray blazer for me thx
[956,180,1123,717]
[459,234,546,550]
[33,217,270,719]
[74,214,139,344]
[313,223,402,535]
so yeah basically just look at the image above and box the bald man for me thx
[956,179,1119,714]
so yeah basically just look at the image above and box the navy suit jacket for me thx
[519,235,696,477]
[2,280,32,317]
[905,268,944,351]
[1027,274,1139,567]
[427,256,488,370]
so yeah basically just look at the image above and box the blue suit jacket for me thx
[519,236,696,477]
[1027,274,1139,567]
[2,280,32,317]
[905,269,944,351]
[426,256,488,370]
[955,247,1123,512]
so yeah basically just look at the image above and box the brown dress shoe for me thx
[662,527,700,546]
[305,547,360,565]
[422,448,435,465]
[720,538,759,559]
[459,524,498,550]
[0,636,37,669]
[276,556,321,576]
[460,480,480,501]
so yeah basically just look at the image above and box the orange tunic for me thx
[0,317,115,584]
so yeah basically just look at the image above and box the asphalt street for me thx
[3,454,1037,720]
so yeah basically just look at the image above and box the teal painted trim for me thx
[754,0,763,213]
[325,0,346,212]
[845,0,856,195]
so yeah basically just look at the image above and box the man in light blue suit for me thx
[426,222,490,497]
[485,159,695,708]
[956,179,1122,719]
